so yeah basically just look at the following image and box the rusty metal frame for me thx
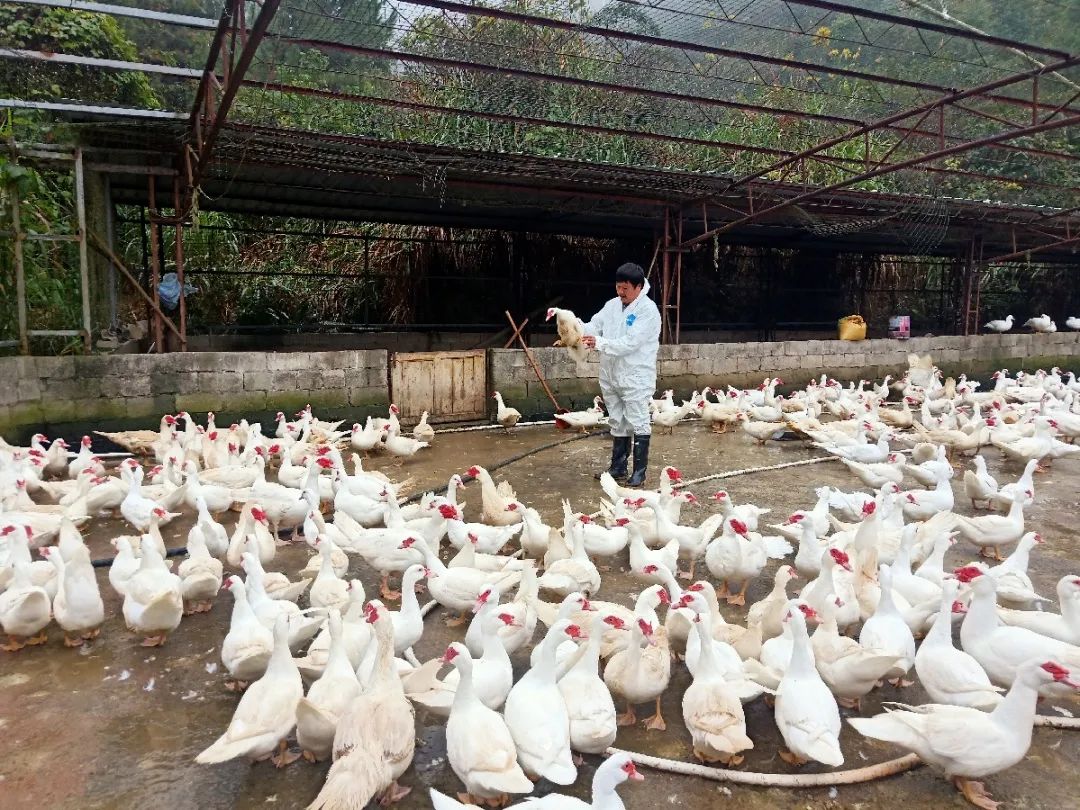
[781,0,1069,59]
[183,0,282,216]
[678,110,1080,250]
[716,55,1080,196]
[341,0,1077,116]
[269,32,1079,174]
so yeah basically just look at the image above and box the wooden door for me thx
[390,350,487,424]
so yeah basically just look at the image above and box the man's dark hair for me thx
[615,262,645,288]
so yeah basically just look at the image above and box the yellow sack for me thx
[838,315,866,341]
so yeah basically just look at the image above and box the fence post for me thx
[74,147,92,352]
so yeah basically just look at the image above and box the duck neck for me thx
[1061,593,1080,629]
[989,674,1040,744]
[786,615,816,677]
[999,539,1032,573]
[924,595,955,648]
[590,773,626,810]
[450,654,478,710]
[692,614,720,678]
[962,585,999,641]
[399,575,421,616]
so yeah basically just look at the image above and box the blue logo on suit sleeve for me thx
[625,314,637,327]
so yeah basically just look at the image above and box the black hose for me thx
[89,427,608,568]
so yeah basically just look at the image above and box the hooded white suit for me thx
[582,279,661,437]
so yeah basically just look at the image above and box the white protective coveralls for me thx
[582,279,661,437]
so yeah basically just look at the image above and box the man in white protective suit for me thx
[581,262,661,487]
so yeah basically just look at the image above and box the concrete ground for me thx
[2,419,1079,810]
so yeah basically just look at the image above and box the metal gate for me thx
[389,350,487,424]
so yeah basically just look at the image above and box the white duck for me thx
[559,611,622,756]
[951,496,1025,561]
[537,521,601,597]
[440,640,534,806]
[178,526,224,614]
[0,561,51,650]
[188,494,229,558]
[492,391,522,431]
[405,610,517,717]
[226,504,276,568]
[503,619,579,784]
[963,455,999,509]
[295,582,372,680]
[748,564,801,642]
[122,536,183,647]
[858,565,916,686]
[990,458,1037,511]
[308,538,349,612]
[513,752,644,809]
[982,314,1013,332]
[682,604,755,766]
[296,610,362,762]
[307,600,415,808]
[120,469,178,533]
[849,659,1080,810]
[705,518,791,606]
[1023,314,1056,332]
[811,596,903,710]
[914,579,1002,711]
[603,616,671,731]
[413,537,522,624]
[960,571,1080,696]
[998,574,1080,644]
[413,410,436,443]
[41,544,103,647]
[219,576,275,688]
[465,465,521,527]
[899,476,954,522]
[196,616,303,767]
[774,603,844,767]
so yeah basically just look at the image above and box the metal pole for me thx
[147,174,163,352]
[11,182,28,354]
[103,175,117,328]
[675,210,683,344]
[173,179,187,350]
[656,209,665,343]
[74,147,92,352]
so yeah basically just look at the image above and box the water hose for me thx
[605,746,923,787]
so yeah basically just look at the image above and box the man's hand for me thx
[581,336,596,349]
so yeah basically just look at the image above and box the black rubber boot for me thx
[626,434,650,487]
[595,435,631,481]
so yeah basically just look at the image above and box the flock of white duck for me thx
[2,357,1080,810]
[982,314,1080,334]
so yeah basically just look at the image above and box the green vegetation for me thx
[0,0,1076,349]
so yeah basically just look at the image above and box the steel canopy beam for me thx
[717,55,1080,195]
[367,0,1080,116]
[782,0,1070,60]
[272,34,1078,167]
[184,0,282,214]
[679,112,1080,249]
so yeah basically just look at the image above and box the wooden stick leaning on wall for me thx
[505,310,566,414]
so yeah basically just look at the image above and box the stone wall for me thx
[2,334,1078,437]
[490,332,1080,416]
[0,350,388,438]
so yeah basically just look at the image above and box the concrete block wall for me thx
[0,350,388,438]
[2,334,1078,437]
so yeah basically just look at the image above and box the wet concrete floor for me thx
[2,419,1079,810]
